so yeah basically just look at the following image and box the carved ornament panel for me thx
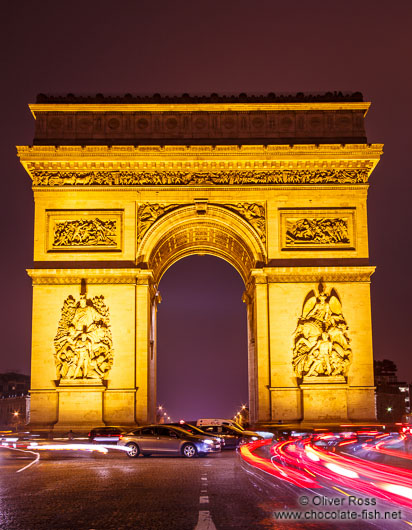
[137,204,180,245]
[46,210,123,252]
[221,203,266,243]
[292,283,352,380]
[279,209,355,250]
[54,293,114,381]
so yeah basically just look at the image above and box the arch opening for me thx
[156,255,248,421]
[141,204,263,424]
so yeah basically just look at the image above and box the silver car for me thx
[118,425,221,458]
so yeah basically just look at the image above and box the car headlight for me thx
[251,436,258,441]
[204,439,214,444]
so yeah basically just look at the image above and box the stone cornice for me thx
[18,143,382,162]
[251,266,376,283]
[29,101,370,117]
[18,144,382,186]
[27,268,154,285]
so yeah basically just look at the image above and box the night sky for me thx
[1,1,411,420]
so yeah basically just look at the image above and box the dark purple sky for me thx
[1,1,411,420]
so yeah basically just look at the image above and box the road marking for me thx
[0,446,40,473]
[199,496,209,504]
[194,510,217,530]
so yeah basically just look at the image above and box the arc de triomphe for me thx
[18,93,382,429]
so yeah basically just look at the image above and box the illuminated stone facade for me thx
[18,94,382,429]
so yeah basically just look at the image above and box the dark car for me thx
[167,422,226,447]
[118,425,221,458]
[88,426,128,444]
[198,424,262,448]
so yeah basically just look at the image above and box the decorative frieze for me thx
[26,269,153,285]
[251,266,375,283]
[32,168,370,187]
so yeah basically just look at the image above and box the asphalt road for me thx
[0,445,408,530]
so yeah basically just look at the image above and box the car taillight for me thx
[119,434,123,439]
[88,432,91,437]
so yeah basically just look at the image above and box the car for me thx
[167,422,226,447]
[88,426,128,443]
[197,418,244,430]
[118,425,221,458]
[196,424,263,449]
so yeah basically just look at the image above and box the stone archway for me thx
[20,94,382,429]
[137,204,266,424]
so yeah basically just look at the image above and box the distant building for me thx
[0,373,30,429]
[0,373,30,397]
[374,360,410,422]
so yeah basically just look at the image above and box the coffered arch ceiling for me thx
[137,204,267,284]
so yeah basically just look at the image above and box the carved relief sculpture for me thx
[292,283,352,379]
[137,203,180,244]
[53,218,117,247]
[54,293,114,381]
[222,203,266,243]
[286,218,349,245]
[32,168,370,187]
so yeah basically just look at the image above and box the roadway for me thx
[0,444,408,530]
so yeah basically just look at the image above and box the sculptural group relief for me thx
[54,293,114,381]
[32,168,370,187]
[52,218,117,248]
[47,211,123,252]
[292,284,352,379]
[286,218,349,246]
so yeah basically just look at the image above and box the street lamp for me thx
[13,411,19,432]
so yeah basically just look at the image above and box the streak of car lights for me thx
[366,438,412,462]
[302,440,412,508]
[241,436,412,509]
[24,443,131,453]
[239,440,320,488]
[338,439,358,446]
